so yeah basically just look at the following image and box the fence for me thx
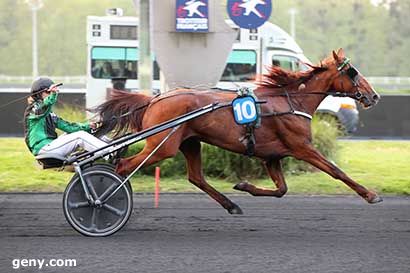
[1,75,410,89]
[366,77,410,86]
[0,75,86,84]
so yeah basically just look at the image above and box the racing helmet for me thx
[30,77,54,100]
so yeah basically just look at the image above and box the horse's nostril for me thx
[373,94,380,101]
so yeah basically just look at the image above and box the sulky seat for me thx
[35,153,67,169]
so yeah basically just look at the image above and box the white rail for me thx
[0,75,86,84]
[366,77,410,85]
[1,75,410,87]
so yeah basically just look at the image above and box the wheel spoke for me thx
[85,177,99,200]
[90,207,98,230]
[102,203,125,216]
[98,183,118,201]
[68,201,90,209]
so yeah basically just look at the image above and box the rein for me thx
[106,92,192,116]
[258,90,356,99]
[0,83,63,111]
[102,100,152,124]
[108,89,353,124]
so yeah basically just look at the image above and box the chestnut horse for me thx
[95,49,381,214]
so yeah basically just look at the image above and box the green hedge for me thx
[126,115,341,180]
[54,103,87,122]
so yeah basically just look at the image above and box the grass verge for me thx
[0,138,409,195]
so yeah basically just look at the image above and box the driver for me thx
[24,77,108,158]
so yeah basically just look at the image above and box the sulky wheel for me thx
[63,169,132,237]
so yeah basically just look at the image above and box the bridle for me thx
[336,57,363,100]
[259,58,366,120]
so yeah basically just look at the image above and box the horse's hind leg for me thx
[234,159,288,197]
[180,138,243,215]
[294,145,382,204]
[116,147,169,176]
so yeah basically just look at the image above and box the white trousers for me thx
[38,131,108,157]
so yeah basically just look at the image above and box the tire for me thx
[86,162,116,171]
[63,169,132,237]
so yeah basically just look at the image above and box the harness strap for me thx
[293,111,313,120]
[260,110,312,120]
[337,57,351,71]
[235,87,259,156]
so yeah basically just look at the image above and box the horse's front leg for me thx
[234,159,288,197]
[293,144,382,204]
[180,138,243,215]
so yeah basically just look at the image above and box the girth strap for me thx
[239,125,256,157]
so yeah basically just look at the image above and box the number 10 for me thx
[234,100,257,122]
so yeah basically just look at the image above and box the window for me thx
[153,61,160,81]
[91,47,160,80]
[271,55,309,72]
[234,28,240,41]
[110,25,137,40]
[221,50,257,82]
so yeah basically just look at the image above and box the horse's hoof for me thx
[367,191,383,204]
[233,182,248,192]
[228,204,243,215]
[368,194,383,204]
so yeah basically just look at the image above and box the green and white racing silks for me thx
[24,92,90,155]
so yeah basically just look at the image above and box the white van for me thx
[218,21,359,133]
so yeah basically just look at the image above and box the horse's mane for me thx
[91,89,152,137]
[257,63,328,91]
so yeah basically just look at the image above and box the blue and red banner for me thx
[176,0,209,32]
[227,0,272,29]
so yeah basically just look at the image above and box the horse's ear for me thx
[337,48,345,58]
[332,50,340,62]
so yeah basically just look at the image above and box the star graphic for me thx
[238,0,266,18]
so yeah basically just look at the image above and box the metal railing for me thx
[0,75,86,84]
[366,77,410,85]
[1,75,410,87]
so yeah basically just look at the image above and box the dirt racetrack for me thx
[1,193,409,273]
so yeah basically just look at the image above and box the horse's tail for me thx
[92,90,152,137]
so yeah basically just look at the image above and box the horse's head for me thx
[327,48,380,108]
